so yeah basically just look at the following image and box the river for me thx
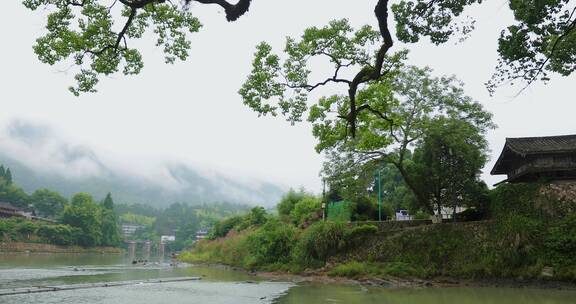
[1,254,575,304]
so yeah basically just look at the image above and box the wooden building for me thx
[0,202,25,218]
[491,135,576,183]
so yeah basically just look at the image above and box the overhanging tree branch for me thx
[191,0,252,21]
[345,0,394,137]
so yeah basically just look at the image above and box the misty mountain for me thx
[0,120,286,207]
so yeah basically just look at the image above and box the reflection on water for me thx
[1,254,576,304]
[276,283,576,304]
[2,281,292,304]
[0,254,261,289]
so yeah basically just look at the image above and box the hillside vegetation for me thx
[180,184,576,282]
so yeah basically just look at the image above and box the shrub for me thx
[277,189,307,217]
[380,262,421,277]
[293,221,348,267]
[289,196,321,226]
[209,215,243,239]
[455,208,486,221]
[347,224,378,238]
[37,224,81,246]
[327,201,353,222]
[545,215,576,267]
[328,262,370,278]
[246,219,297,265]
[16,221,38,238]
[489,183,543,219]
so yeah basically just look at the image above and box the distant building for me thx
[121,224,143,237]
[0,202,23,218]
[434,206,468,220]
[161,235,176,242]
[395,209,412,221]
[0,202,55,223]
[491,135,576,184]
[195,229,209,240]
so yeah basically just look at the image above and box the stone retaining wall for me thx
[349,219,433,232]
[538,181,576,216]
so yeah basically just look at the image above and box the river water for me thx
[1,254,575,304]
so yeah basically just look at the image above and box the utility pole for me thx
[378,170,382,222]
[322,178,326,221]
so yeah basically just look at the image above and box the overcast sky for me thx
[1,0,574,193]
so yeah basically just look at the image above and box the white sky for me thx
[0,0,574,193]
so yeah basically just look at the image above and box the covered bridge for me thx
[491,134,576,184]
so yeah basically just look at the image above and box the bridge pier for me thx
[157,240,165,261]
[128,241,136,260]
[143,240,151,260]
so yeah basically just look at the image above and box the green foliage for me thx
[102,192,114,210]
[62,193,103,247]
[246,206,268,227]
[289,196,321,226]
[119,213,156,226]
[277,189,307,217]
[0,218,87,246]
[328,261,371,278]
[328,261,422,279]
[392,0,575,93]
[31,189,68,218]
[0,166,29,208]
[23,0,202,95]
[0,166,13,185]
[4,169,13,185]
[240,19,384,124]
[318,66,494,211]
[209,215,243,239]
[489,183,544,218]
[327,201,353,222]
[545,215,576,267]
[36,224,82,246]
[100,208,121,247]
[488,214,545,272]
[347,224,378,239]
[409,117,489,214]
[246,219,297,266]
[16,220,37,238]
[293,221,348,267]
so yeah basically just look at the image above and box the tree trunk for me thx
[394,163,432,214]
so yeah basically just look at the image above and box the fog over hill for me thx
[0,120,286,207]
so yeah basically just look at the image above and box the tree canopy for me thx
[24,0,575,96]
[31,189,68,218]
[23,0,251,95]
[409,117,489,214]
[314,65,494,208]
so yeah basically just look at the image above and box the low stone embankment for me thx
[0,242,123,254]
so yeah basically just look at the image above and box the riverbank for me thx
[186,262,576,291]
[180,219,576,285]
[0,242,123,254]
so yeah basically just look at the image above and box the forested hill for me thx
[0,154,285,208]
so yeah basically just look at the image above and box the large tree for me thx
[0,169,29,208]
[24,0,574,96]
[31,188,68,218]
[100,192,121,246]
[62,192,103,246]
[310,65,495,209]
[409,117,489,215]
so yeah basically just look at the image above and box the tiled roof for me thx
[0,202,19,211]
[491,134,576,176]
[506,134,576,155]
